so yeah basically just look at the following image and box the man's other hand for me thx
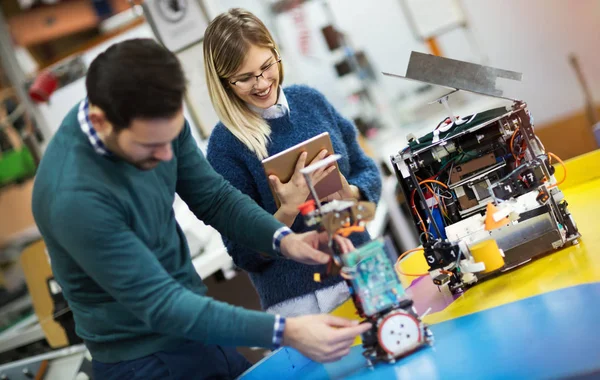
[279,231,355,265]
[282,315,371,363]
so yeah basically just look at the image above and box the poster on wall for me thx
[142,0,209,53]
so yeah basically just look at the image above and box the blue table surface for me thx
[241,283,600,380]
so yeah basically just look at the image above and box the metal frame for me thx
[0,9,51,144]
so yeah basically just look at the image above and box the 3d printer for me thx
[386,52,580,294]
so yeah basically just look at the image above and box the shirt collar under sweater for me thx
[247,86,290,119]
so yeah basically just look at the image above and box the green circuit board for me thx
[341,239,406,316]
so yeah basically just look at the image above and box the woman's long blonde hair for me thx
[203,8,284,160]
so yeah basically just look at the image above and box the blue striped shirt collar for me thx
[78,98,110,156]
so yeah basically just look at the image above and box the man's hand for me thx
[283,315,372,363]
[279,231,355,265]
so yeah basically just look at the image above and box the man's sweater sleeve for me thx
[175,122,284,254]
[51,189,276,348]
[316,90,382,203]
[206,136,276,273]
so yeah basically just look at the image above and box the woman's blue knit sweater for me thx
[207,85,382,309]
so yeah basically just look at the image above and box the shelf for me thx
[0,314,44,355]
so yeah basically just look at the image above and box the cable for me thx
[510,127,520,160]
[509,124,519,157]
[510,127,528,167]
[410,179,452,238]
[419,179,449,189]
[410,190,427,234]
[394,247,430,277]
[423,183,449,219]
[548,152,566,188]
[428,156,457,180]
[419,232,433,245]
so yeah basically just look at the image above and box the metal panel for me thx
[383,51,522,101]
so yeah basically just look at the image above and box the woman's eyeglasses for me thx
[229,59,281,91]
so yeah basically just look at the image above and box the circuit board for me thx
[341,239,406,316]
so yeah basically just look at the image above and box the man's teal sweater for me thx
[32,103,284,363]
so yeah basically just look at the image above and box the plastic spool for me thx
[469,239,504,273]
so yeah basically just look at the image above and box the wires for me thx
[510,127,528,166]
[548,152,567,188]
[423,183,448,219]
[394,247,430,277]
[410,179,452,239]
[509,127,520,160]
[419,179,449,189]
[410,190,427,234]
[419,232,434,245]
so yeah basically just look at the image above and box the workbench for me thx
[241,150,600,380]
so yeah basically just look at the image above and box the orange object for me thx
[548,152,567,188]
[298,199,316,215]
[484,202,509,231]
[336,225,365,237]
[395,247,429,277]
[426,37,443,57]
[35,360,49,380]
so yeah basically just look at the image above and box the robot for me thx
[297,154,433,364]
[386,52,580,294]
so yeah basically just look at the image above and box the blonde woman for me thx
[205,9,382,317]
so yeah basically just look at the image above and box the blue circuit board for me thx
[341,239,406,316]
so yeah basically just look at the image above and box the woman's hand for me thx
[271,149,335,226]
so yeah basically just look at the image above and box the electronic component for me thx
[341,240,406,316]
[377,310,425,357]
[298,155,433,364]
[433,273,450,286]
[387,52,580,294]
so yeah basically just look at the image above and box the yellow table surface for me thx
[332,149,600,330]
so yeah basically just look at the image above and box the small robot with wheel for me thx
[298,154,433,364]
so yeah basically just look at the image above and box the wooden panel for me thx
[535,105,600,160]
[7,0,99,47]
[19,240,69,348]
[41,16,145,69]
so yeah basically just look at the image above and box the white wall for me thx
[327,0,600,125]
[203,0,600,126]
[460,0,600,124]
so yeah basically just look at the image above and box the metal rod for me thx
[302,172,323,211]
[408,161,443,239]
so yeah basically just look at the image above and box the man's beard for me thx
[103,133,159,170]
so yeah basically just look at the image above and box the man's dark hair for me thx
[86,38,187,129]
